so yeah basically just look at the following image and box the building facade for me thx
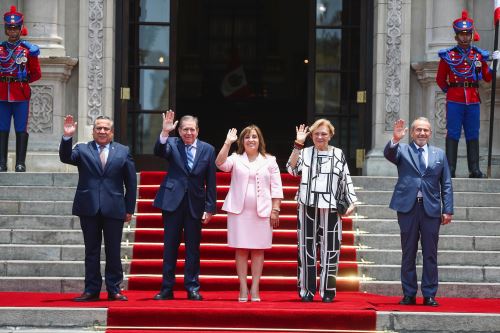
[5,0,500,177]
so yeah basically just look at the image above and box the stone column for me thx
[22,0,65,57]
[364,0,412,176]
[425,0,465,60]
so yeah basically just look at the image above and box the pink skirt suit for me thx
[217,153,284,249]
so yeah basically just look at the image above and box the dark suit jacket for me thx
[153,137,216,219]
[384,140,453,218]
[59,138,137,220]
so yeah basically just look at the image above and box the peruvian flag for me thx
[495,0,500,24]
[221,48,252,99]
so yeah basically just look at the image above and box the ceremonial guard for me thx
[436,10,500,178]
[0,6,41,172]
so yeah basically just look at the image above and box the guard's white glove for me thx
[492,50,500,60]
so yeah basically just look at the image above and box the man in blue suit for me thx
[384,117,453,307]
[152,110,216,301]
[59,115,137,302]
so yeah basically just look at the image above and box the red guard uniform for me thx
[434,10,492,178]
[0,6,41,172]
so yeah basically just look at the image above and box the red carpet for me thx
[128,172,359,292]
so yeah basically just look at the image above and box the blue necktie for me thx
[186,145,194,170]
[418,147,426,173]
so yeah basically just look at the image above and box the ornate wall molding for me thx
[434,91,447,137]
[29,85,54,134]
[87,0,104,125]
[384,0,402,130]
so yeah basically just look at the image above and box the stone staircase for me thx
[353,177,500,298]
[0,173,499,298]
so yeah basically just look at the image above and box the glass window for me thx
[316,0,342,26]
[140,0,170,22]
[132,113,163,154]
[315,73,340,114]
[139,69,169,110]
[316,29,341,71]
[139,26,170,66]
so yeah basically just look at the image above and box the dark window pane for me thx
[316,0,342,26]
[315,73,340,114]
[131,113,163,154]
[139,69,169,110]
[140,0,170,22]
[316,28,341,71]
[139,26,170,66]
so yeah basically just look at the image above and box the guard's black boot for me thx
[0,132,8,172]
[466,139,484,178]
[15,132,29,172]
[445,138,458,178]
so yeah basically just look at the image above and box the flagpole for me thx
[487,11,500,177]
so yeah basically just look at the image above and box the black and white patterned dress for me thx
[287,146,357,299]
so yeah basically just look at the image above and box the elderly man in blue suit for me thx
[153,110,216,301]
[384,117,453,307]
[60,115,137,302]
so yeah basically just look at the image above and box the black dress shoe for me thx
[187,290,203,301]
[108,292,128,301]
[73,292,100,302]
[153,290,174,300]
[322,294,334,303]
[398,296,416,305]
[423,297,439,307]
[301,294,314,302]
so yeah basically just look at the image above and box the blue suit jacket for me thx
[153,137,217,219]
[59,138,137,220]
[384,141,453,217]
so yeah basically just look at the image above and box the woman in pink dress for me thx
[216,125,283,302]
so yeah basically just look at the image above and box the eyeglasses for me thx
[94,127,111,132]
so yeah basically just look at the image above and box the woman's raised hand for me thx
[225,128,238,145]
[295,124,309,144]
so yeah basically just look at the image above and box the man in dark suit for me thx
[384,117,453,307]
[59,115,137,302]
[152,110,216,301]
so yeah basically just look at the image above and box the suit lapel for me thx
[191,141,204,171]
[427,145,437,170]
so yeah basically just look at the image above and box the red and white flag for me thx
[221,48,251,99]
[495,0,500,24]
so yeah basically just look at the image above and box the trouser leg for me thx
[297,204,317,298]
[318,208,340,299]
[397,204,420,297]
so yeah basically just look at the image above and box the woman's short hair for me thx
[236,125,267,156]
[309,118,335,136]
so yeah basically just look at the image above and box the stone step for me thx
[0,173,79,186]
[0,276,107,293]
[360,280,500,299]
[0,229,136,245]
[0,215,80,230]
[356,205,500,221]
[360,264,500,283]
[356,234,500,251]
[356,191,500,207]
[354,219,500,236]
[351,176,500,193]
[358,249,500,266]
[0,245,133,261]
[0,307,106,331]
[0,201,73,215]
[0,260,131,278]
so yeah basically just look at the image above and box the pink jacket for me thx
[218,153,283,217]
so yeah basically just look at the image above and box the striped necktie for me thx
[186,145,194,170]
[417,147,426,173]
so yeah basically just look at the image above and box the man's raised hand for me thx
[63,115,77,137]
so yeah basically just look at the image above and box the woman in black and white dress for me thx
[286,118,357,303]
